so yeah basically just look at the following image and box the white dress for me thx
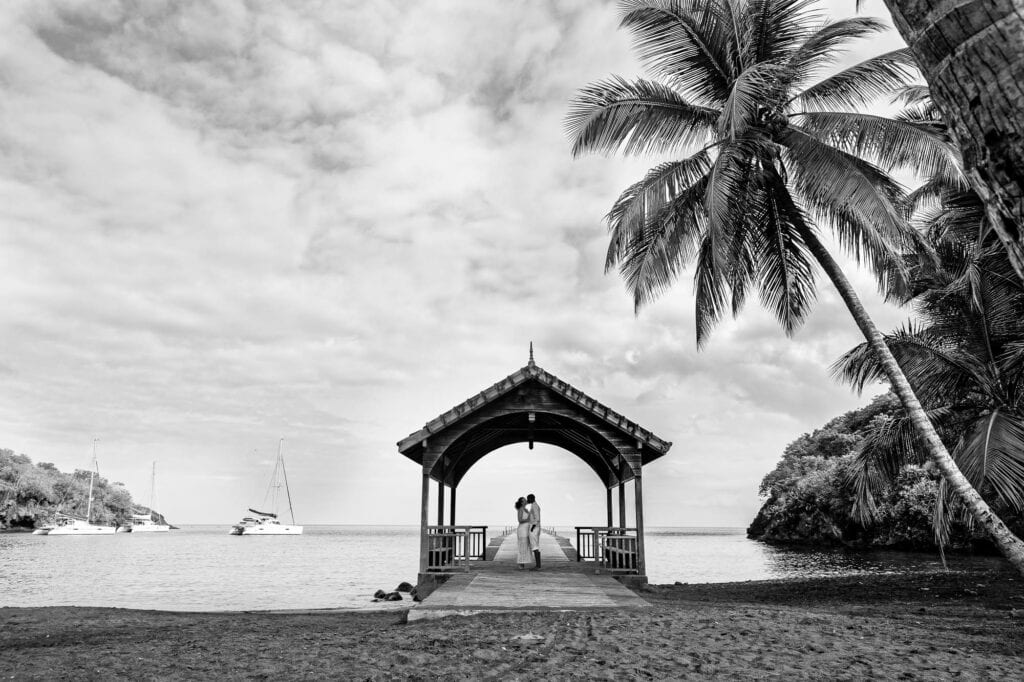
[516,507,532,564]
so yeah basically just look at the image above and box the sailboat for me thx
[47,439,116,535]
[230,439,302,535]
[128,462,170,532]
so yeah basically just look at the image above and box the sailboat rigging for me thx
[230,439,302,535]
[46,439,116,535]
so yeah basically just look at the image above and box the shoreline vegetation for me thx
[3,569,1021,679]
[0,449,171,530]
[748,395,1024,555]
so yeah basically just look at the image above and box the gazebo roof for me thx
[397,356,672,476]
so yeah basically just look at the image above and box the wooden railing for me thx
[425,525,488,572]
[574,526,639,574]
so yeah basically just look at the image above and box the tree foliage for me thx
[0,448,160,529]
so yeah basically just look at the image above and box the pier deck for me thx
[408,532,649,621]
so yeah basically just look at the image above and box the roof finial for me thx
[529,341,535,366]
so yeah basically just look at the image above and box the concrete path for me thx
[408,532,648,622]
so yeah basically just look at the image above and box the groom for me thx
[527,493,541,570]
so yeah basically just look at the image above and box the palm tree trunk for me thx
[799,226,1024,575]
[881,0,1024,284]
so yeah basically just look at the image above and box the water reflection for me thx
[643,527,1003,584]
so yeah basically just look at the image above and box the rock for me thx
[385,591,403,601]
[373,589,387,599]
[395,581,414,593]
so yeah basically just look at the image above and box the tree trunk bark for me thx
[882,0,1024,283]
[800,226,1024,575]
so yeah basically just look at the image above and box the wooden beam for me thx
[606,487,613,527]
[634,473,646,576]
[618,481,626,528]
[450,485,457,526]
[437,479,445,526]
[419,468,430,574]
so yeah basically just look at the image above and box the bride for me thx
[515,497,531,569]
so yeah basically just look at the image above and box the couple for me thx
[514,493,541,570]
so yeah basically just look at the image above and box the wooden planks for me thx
[409,533,648,622]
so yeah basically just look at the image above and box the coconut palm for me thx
[834,175,1024,545]
[870,0,1024,284]
[565,0,1024,572]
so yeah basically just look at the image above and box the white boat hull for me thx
[230,524,303,535]
[32,528,52,535]
[130,524,170,532]
[48,521,116,535]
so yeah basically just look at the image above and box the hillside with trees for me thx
[0,448,169,530]
[748,395,1024,553]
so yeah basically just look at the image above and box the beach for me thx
[3,568,1022,680]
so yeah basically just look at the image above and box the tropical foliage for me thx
[749,394,1024,551]
[0,448,160,529]
[566,0,1024,572]
[832,165,1024,545]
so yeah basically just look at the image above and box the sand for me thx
[2,568,1022,680]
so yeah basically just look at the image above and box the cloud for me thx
[0,0,913,528]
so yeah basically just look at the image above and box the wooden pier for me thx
[408,531,650,622]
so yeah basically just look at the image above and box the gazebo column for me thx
[605,487,613,527]
[449,485,457,526]
[436,479,445,526]
[418,465,430,574]
[634,470,646,577]
[618,481,626,528]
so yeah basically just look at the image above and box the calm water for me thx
[0,526,1003,611]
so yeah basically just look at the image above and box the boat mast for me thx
[149,461,156,516]
[279,438,296,525]
[86,438,98,523]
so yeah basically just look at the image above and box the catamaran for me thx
[128,461,170,532]
[230,439,302,535]
[47,440,116,535]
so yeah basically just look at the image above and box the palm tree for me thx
[834,174,1024,545]
[870,0,1024,284]
[565,0,1024,572]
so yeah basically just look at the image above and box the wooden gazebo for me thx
[397,348,672,586]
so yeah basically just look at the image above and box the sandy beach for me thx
[3,567,1022,680]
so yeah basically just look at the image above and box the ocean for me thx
[0,525,1002,612]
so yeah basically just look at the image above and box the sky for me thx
[0,0,910,528]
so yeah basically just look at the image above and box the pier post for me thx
[437,480,445,526]
[634,472,646,577]
[419,467,430,574]
[450,486,457,526]
[618,482,626,528]
[606,487,613,527]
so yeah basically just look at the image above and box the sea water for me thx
[0,526,1003,611]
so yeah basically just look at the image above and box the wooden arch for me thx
[398,353,672,581]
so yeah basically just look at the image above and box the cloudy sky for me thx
[0,0,909,528]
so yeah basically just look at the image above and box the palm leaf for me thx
[792,48,919,112]
[780,127,912,291]
[566,76,719,157]
[619,0,736,104]
[793,111,963,186]
[605,151,715,272]
[743,0,819,66]
[783,16,889,90]
[954,410,1024,512]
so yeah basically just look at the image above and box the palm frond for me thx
[784,16,889,89]
[605,151,715,272]
[718,62,787,138]
[617,174,712,310]
[792,48,919,112]
[693,229,731,347]
[743,0,819,66]
[566,76,720,157]
[754,170,819,335]
[620,0,736,104]
[793,111,963,186]
[891,84,931,108]
[780,127,913,292]
[955,410,1024,512]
